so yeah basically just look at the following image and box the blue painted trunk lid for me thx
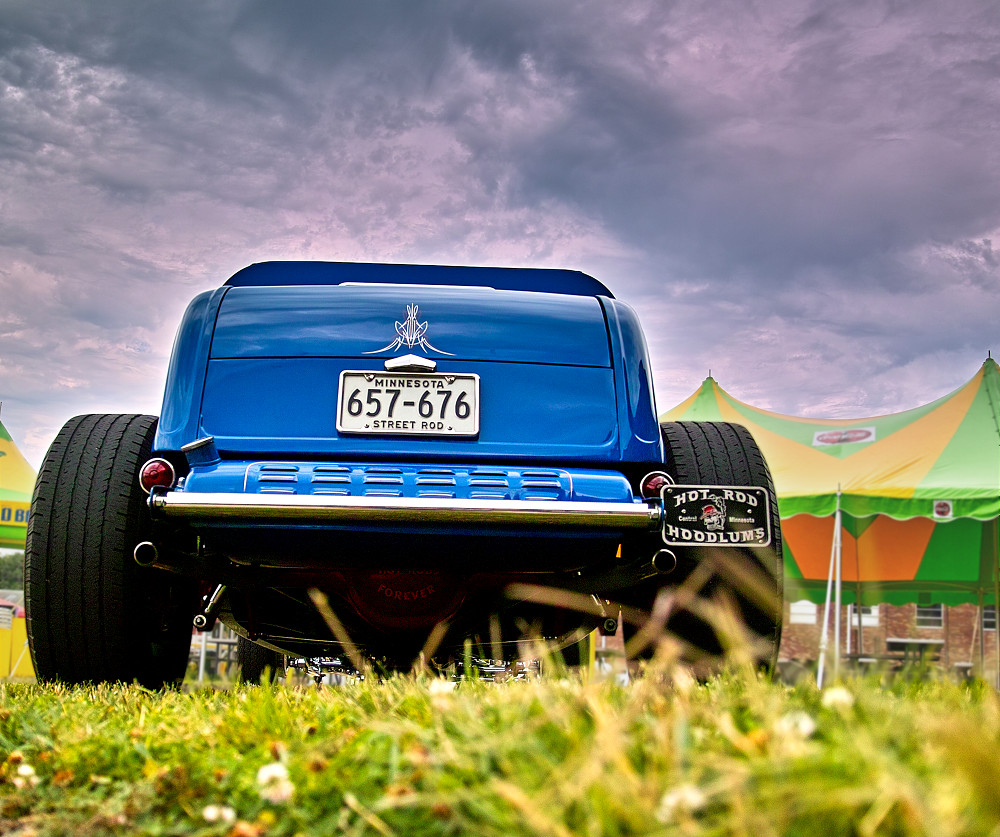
[209,285,611,367]
[197,283,620,460]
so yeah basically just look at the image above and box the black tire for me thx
[623,421,783,670]
[236,636,285,684]
[24,414,197,687]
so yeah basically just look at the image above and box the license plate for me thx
[337,371,480,436]
[659,485,772,548]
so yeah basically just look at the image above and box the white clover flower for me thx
[257,762,295,804]
[257,762,289,784]
[774,711,817,740]
[655,783,707,822]
[12,762,39,789]
[202,804,236,824]
[821,686,855,710]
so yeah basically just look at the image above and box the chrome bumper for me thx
[149,492,662,531]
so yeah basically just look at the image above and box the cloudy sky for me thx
[1,0,998,468]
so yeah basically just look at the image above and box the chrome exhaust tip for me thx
[652,548,677,574]
[133,541,159,567]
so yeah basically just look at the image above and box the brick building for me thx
[779,598,999,677]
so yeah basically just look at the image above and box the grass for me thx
[2,655,1000,837]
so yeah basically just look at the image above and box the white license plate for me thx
[336,371,480,436]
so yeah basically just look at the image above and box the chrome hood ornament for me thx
[364,304,454,356]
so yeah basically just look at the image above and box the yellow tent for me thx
[0,418,35,549]
[662,358,1000,605]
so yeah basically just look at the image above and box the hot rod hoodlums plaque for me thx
[660,485,771,548]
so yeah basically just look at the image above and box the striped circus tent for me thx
[0,418,35,549]
[661,358,1000,606]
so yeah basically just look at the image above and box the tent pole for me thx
[855,521,864,657]
[983,355,1000,688]
[856,579,864,657]
[978,589,986,677]
[845,594,852,659]
[817,511,839,688]
[993,517,1000,690]
[834,488,843,682]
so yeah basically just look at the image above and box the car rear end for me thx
[147,263,666,661]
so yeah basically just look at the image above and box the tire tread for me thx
[25,414,193,686]
[624,420,783,668]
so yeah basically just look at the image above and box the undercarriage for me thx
[156,525,668,666]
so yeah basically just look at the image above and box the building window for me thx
[848,604,880,627]
[915,603,944,629]
[984,606,996,631]
[788,600,817,625]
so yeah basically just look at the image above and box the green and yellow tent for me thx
[662,358,1000,605]
[0,419,35,549]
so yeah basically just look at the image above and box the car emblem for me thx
[364,304,454,356]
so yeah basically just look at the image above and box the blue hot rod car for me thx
[25,262,781,685]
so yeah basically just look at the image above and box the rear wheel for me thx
[24,414,197,687]
[622,421,783,671]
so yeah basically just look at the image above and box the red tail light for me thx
[640,471,671,499]
[139,458,176,494]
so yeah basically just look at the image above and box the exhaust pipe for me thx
[652,549,677,574]
[133,541,159,567]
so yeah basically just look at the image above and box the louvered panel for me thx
[363,467,404,486]
[312,465,351,486]
[416,468,458,488]
[239,462,600,503]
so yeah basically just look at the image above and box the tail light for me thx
[139,458,176,494]
[640,471,671,499]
